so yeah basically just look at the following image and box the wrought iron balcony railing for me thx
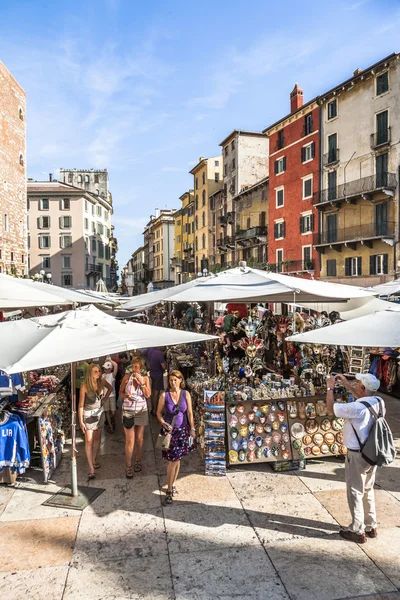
[236,226,267,241]
[314,172,396,206]
[371,126,391,149]
[314,221,395,246]
[323,148,340,166]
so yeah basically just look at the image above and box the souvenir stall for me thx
[369,347,400,398]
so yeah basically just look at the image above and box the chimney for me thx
[290,83,304,112]
[353,68,362,76]
[49,173,53,182]
[155,208,160,218]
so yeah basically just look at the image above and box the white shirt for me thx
[333,396,385,450]
[102,372,115,396]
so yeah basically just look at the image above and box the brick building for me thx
[0,61,27,276]
[264,85,320,276]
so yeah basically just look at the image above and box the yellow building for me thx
[234,177,268,266]
[173,190,194,283]
[149,209,175,289]
[190,156,223,274]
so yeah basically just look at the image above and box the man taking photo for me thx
[326,372,385,544]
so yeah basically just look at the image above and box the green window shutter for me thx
[357,256,362,276]
[345,258,351,276]
[300,216,304,233]
[283,156,286,171]
[370,255,376,275]
[383,254,388,274]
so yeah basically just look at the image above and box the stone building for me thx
[189,156,223,274]
[218,131,269,265]
[315,53,400,286]
[143,209,175,289]
[27,179,113,289]
[0,61,27,276]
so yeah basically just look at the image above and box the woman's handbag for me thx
[156,392,184,451]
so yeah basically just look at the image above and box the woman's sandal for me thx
[165,491,173,505]
[172,485,177,496]
[93,463,100,469]
[134,461,142,473]
[126,465,134,479]
[88,472,96,480]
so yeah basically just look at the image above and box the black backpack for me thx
[352,397,396,467]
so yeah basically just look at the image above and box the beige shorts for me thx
[122,408,149,428]
[103,395,116,412]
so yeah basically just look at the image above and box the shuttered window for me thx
[369,254,388,275]
[326,259,336,276]
[345,256,362,276]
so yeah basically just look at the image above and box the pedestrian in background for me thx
[144,347,167,415]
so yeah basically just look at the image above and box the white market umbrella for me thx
[366,279,400,298]
[286,309,400,347]
[0,305,216,502]
[0,273,115,310]
[122,266,374,310]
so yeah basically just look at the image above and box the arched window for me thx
[85,174,90,183]
[68,173,73,183]
[19,108,24,121]
[19,154,24,166]
[77,175,82,183]
[195,215,198,230]
[202,172,206,185]
[202,212,205,227]
[202,233,206,248]
[96,188,100,195]
[202,190,206,205]
[195,236,198,251]
[195,195,198,210]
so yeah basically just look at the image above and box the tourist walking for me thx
[326,372,385,543]
[119,357,151,477]
[144,347,167,415]
[78,363,112,479]
[157,370,195,505]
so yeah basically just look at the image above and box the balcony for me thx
[267,260,315,274]
[314,221,395,250]
[323,148,340,167]
[86,263,103,274]
[217,236,235,251]
[218,215,228,227]
[236,226,267,242]
[371,127,391,150]
[314,172,397,207]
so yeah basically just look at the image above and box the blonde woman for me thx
[157,370,195,504]
[119,357,151,478]
[79,363,112,479]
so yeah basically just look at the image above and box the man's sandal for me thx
[126,465,134,479]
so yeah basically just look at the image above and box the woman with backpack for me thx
[156,370,195,505]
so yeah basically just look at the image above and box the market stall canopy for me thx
[0,274,115,310]
[0,304,217,374]
[300,296,400,321]
[123,266,375,309]
[365,279,400,298]
[286,309,400,348]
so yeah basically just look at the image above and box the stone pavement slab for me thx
[0,565,69,600]
[1,516,79,571]
[64,554,174,600]
[294,458,347,493]
[73,506,167,562]
[315,488,400,529]
[243,492,339,544]
[82,474,162,516]
[0,481,82,522]
[170,546,290,600]
[265,535,397,600]
[227,468,310,501]
[163,498,259,554]
[0,486,14,517]
[361,527,400,588]
[164,472,237,503]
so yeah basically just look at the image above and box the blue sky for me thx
[1,0,399,268]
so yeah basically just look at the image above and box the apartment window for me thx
[39,215,50,229]
[92,238,97,252]
[77,175,82,183]
[202,190,206,206]
[276,187,284,208]
[105,245,110,260]
[326,259,337,276]
[19,154,24,166]
[327,133,338,163]
[91,222,96,234]
[214,160,219,167]
[202,233,206,248]
[232,158,236,170]
[40,198,49,210]
[85,237,89,252]
[39,235,51,249]
[302,245,312,269]
[215,172,220,183]
[68,173,73,183]
[3,214,8,232]
[195,177,198,190]
[104,209,108,220]
[232,176,236,192]
[300,213,314,233]
[370,253,388,275]
[327,99,337,120]
[303,176,313,199]
[224,146,228,156]
[326,213,337,243]
[376,152,388,187]
[19,108,24,120]
[62,255,71,269]
[60,235,72,249]
[376,110,389,145]
[327,170,337,201]
[301,142,315,163]
[91,204,95,215]
[202,172,206,185]
[62,274,73,287]
[41,255,51,269]
[274,221,286,239]
[21,254,24,264]
[84,218,89,230]
[304,113,313,135]
[224,164,228,176]
[94,174,99,183]
[277,129,284,150]
[61,198,70,210]
[202,212,206,227]
[98,242,104,258]
[60,215,72,229]
[85,175,89,184]
[276,249,283,272]
[195,195,198,210]
[10,251,14,262]
[195,216,198,230]
[274,156,286,175]
[97,223,104,235]
[231,140,235,151]
[376,71,389,96]
[97,205,102,216]
[345,256,362,276]
[195,236,198,251]
[85,200,88,212]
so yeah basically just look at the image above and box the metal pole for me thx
[292,291,296,333]
[70,362,78,497]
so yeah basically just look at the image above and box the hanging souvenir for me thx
[238,449,246,462]
[271,420,280,431]
[255,423,264,435]
[264,435,272,447]
[229,450,238,463]
[231,439,239,451]
[248,411,255,422]
[241,438,248,450]
[239,425,248,437]
[264,424,273,434]
[230,427,239,439]
[239,414,248,426]
[255,436,263,448]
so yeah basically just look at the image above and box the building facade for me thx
[315,53,400,286]
[142,209,175,289]
[218,131,269,265]
[122,246,145,296]
[234,177,269,266]
[27,180,113,289]
[264,86,320,276]
[0,61,27,276]
[190,156,223,274]
[173,190,195,283]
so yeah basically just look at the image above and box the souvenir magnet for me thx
[229,450,238,463]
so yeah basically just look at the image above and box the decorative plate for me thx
[324,432,335,445]
[332,417,344,431]
[277,401,286,411]
[293,439,302,450]
[336,431,344,444]
[271,420,280,431]
[236,404,245,414]
[339,444,347,455]
[330,443,339,454]
[239,414,248,426]
[313,433,324,446]
[248,440,256,451]
[272,432,281,444]
[303,435,312,446]
[320,418,331,431]
[255,423,264,435]
[248,411,256,422]
[282,449,291,460]
[311,445,321,456]
[260,404,270,415]
[320,444,330,454]
[247,451,256,462]
[304,446,312,456]
[291,422,305,439]
[264,435,272,447]
[305,419,319,434]
[277,411,286,423]
[264,424,273,434]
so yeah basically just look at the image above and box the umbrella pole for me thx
[70,361,78,497]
